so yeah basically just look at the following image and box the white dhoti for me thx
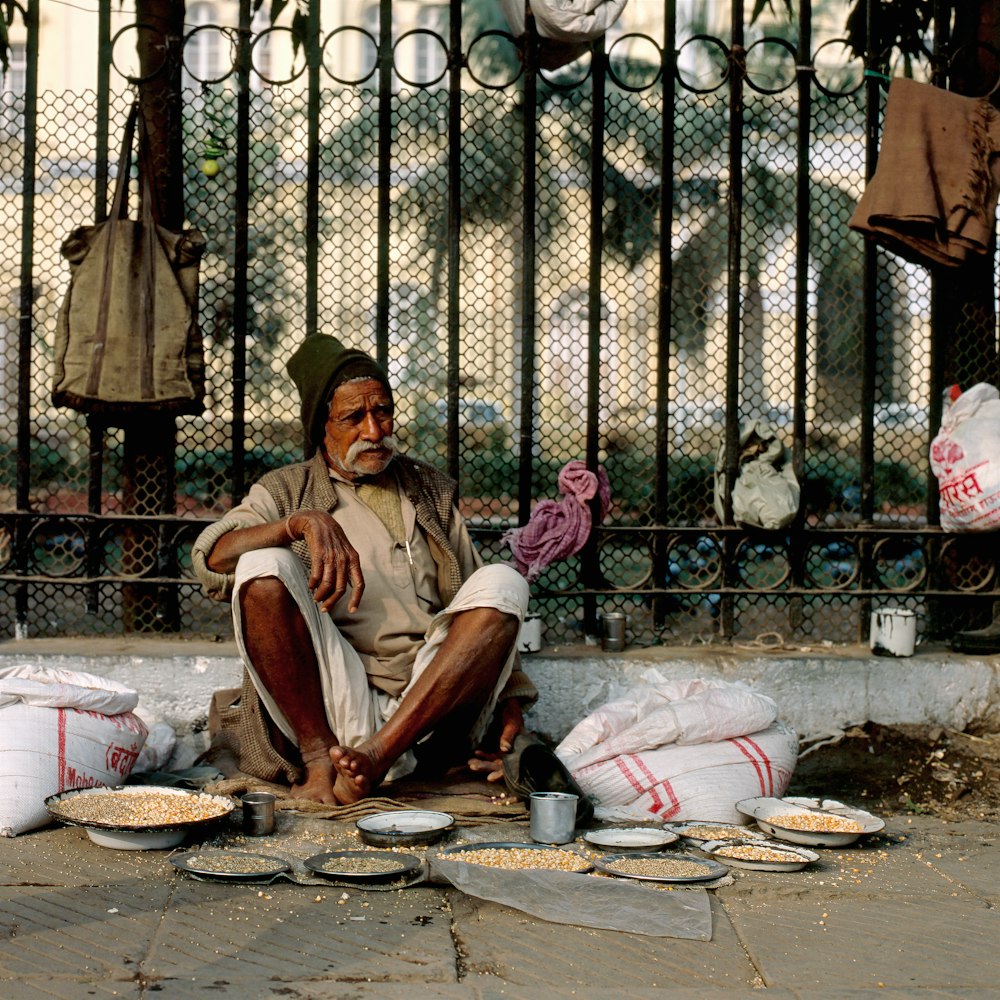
[232,549,529,781]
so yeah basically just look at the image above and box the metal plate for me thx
[356,810,454,847]
[699,839,820,872]
[591,851,728,883]
[303,850,422,883]
[582,827,679,853]
[663,821,768,847]
[171,851,291,880]
[45,785,236,833]
[736,796,884,847]
[438,841,593,873]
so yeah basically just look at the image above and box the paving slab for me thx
[724,893,1000,991]
[145,882,457,988]
[447,889,757,995]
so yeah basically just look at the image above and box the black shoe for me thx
[501,733,595,827]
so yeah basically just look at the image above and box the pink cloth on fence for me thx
[503,460,612,582]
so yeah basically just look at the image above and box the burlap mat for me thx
[200,742,530,826]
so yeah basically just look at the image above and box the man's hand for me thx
[287,509,365,614]
[467,698,525,783]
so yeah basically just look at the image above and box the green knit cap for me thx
[286,335,391,455]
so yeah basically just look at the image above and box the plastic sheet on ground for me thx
[428,859,713,939]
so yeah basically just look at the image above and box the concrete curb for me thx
[2,639,998,745]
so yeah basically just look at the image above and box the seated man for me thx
[193,335,535,805]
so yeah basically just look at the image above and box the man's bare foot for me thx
[291,748,340,804]
[329,741,388,804]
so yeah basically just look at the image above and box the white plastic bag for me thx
[498,0,628,42]
[930,382,1000,531]
[556,678,797,823]
[714,419,800,530]
[0,665,148,836]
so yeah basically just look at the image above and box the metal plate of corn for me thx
[171,850,291,880]
[45,785,237,832]
[699,838,819,872]
[735,796,884,847]
[437,841,593,873]
[303,850,422,883]
[590,851,728,883]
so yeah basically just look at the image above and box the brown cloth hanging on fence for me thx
[848,77,1000,268]
[52,102,206,416]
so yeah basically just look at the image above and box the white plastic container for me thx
[870,607,917,657]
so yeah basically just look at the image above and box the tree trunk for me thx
[121,0,186,632]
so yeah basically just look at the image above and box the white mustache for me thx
[346,435,397,464]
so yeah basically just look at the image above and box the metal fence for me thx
[1,0,998,648]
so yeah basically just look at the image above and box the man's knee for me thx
[239,575,293,617]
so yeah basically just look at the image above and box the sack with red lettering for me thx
[0,665,148,836]
[555,677,798,823]
[930,382,1000,532]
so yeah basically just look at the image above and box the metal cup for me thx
[601,612,627,652]
[529,791,578,845]
[241,791,276,836]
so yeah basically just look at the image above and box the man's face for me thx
[322,378,396,480]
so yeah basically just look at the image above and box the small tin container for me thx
[530,792,578,845]
[601,612,627,652]
[241,791,276,836]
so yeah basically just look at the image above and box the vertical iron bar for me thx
[445,0,462,479]
[232,0,252,502]
[858,0,880,639]
[86,0,114,615]
[305,0,321,340]
[925,0,948,633]
[581,33,606,636]
[14,0,39,638]
[653,0,677,629]
[789,0,812,632]
[516,12,538,527]
[375,0,393,367]
[720,0,746,639]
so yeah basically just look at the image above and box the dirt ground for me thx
[786,722,1000,822]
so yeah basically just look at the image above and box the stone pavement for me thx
[1,808,997,999]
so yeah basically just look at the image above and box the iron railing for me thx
[1,0,998,648]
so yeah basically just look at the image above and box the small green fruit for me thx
[202,158,221,178]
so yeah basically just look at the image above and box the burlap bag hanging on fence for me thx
[52,102,207,416]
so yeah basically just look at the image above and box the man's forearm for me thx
[206,519,293,574]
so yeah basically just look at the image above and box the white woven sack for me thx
[930,382,1000,531]
[0,665,148,836]
[562,722,798,824]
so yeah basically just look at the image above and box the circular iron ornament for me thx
[939,537,997,593]
[392,29,450,89]
[100,523,160,578]
[182,25,237,85]
[250,26,308,86]
[734,538,790,591]
[943,42,1000,99]
[743,36,798,95]
[606,33,663,92]
[465,29,523,90]
[675,34,729,94]
[321,26,379,86]
[0,517,12,571]
[805,541,859,590]
[811,39,865,98]
[174,524,205,580]
[664,533,723,590]
[598,535,655,590]
[539,48,593,91]
[110,22,167,84]
[871,537,928,592]
[29,520,86,577]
